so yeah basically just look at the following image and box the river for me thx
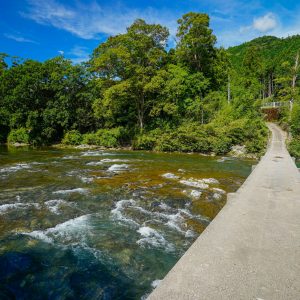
[0,146,253,299]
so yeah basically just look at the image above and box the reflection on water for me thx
[0,146,253,299]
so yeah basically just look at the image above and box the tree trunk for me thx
[137,93,145,132]
[227,74,231,104]
[268,73,272,97]
[291,51,299,110]
[292,52,299,90]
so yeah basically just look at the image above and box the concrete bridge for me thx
[149,123,300,300]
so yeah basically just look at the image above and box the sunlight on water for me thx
[0,146,253,299]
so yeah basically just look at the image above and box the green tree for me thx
[176,12,216,77]
[0,53,8,75]
[91,19,169,131]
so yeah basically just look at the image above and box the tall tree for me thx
[0,53,8,75]
[175,12,216,77]
[91,19,169,131]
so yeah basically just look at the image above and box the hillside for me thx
[228,35,300,70]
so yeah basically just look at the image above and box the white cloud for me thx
[238,13,278,35]
[19,0,300,49]
[4,33,39,44]
[217,9,300,48]
[21,0,177,40]
[219,12,279,47]
[253,13,277,32]
[68,46,90,64]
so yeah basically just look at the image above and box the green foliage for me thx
[133,129,161,150]
[82,127,124,148]
[1,15,273,155]
[176,12,216,76]
[290,103,300,136]
[62,130,83,145]
[288,137,300,158]
[228,35,300,107]
[210,136,232,154]
[0,56,96,145]
[228,35,300,71]
[133,119,267,155]
[91,19,169,131]
[7,128,30,144]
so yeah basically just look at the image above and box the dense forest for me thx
[228,35,300,157]
[1,12,300,156]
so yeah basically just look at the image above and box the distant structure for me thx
[261,101,291,121]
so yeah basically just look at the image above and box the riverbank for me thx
[3,142,261,160]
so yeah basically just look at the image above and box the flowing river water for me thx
[0,146,253,299]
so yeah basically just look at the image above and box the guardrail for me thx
[261,101,290,108]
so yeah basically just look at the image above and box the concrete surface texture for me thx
[148,123,300,300]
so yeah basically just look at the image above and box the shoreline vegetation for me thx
[1,13,300,158]
[2,142,261,159]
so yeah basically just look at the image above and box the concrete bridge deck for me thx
[149,123,300,300]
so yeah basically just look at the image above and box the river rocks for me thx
[161,173,180,179]
[179,179,209,189]
[202,178,219,184]
[212,193,222,200]
[107,164,129,172]
[212,187,226,194]
[230,145,246,157]
[183,190,202,199]
[229,145,259,158]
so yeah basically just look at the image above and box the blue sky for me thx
[1,0,300,63]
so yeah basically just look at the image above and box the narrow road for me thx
[149,123,300,300]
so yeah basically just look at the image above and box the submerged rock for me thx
[202,178,219,184]
[230,145,246,157]
[212,187,226,194]
[107,164,129,172]
[179,179,209,189]
[183,190,202,199]
[161,173,180,179]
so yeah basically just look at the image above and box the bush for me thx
[245,137,265,154]
[82,127,124,148]
[134,124,212,153]
[132,117,267,155]
[156,126,211,153]
[288,137,300,159]
[210,136,232,154]
[290,104,300,136]
[62,130,83,145]
[133,134,158,150]
[96,127,123,147]
[226,119,248,144]
[82,133,98,145]
[7,128,30,144]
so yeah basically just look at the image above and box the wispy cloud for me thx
[68,46,90,64]
[21,0,177,39]
[19,0,300,49]
[4,33,39,44]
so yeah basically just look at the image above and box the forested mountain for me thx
[228,35,300,101]
[227,35,300,157]
[228,35,300,71]
[2,12,300,157]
